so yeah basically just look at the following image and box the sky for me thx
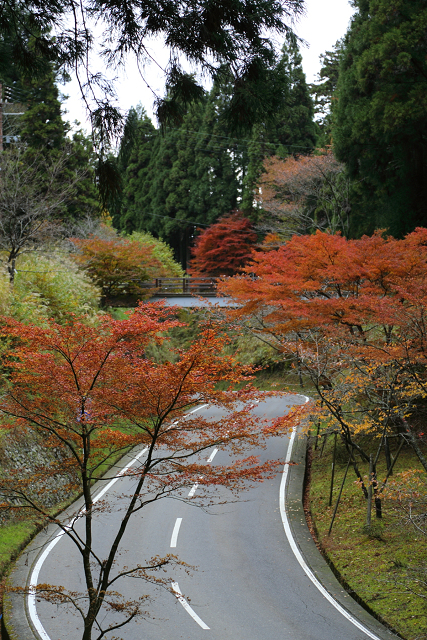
[62,0,355,132]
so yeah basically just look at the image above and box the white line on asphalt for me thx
[170,517,183,547]
[280,395,383,640]
[171,581,210,630]
[28,445,149,640]
[189,404,208,414]
[206,448,218,463]
[188,484,198,497]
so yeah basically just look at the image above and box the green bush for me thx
[9,251,101,323]
[130,231,184,277]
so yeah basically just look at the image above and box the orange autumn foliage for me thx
[220,229,427,482]
[0,302,300,638]
[70,234,165,298]
[258,152,349,235]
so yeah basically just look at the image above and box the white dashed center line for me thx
[206,448,218,463]
[170,517,183,548]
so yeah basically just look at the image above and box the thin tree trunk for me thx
[328,456,351,536]
[401,417,427,473]
[366,454,373,528]
[8,255,17,283]
[329,432,337,507]
[384,435,392,474]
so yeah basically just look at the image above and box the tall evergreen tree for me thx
[120,112,178,237]
[111,106,153,227]
[241,123,267,219]
[242,35,318,219]
[268,33,318,156]
[333,0,427,237]
[19,70,67,151]
[17,65,100,219]
[117,107,140,176]
[120,79,244,267]
[190,72,240,222]
[310,40,343,146]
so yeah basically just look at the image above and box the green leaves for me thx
[333,0,427,237]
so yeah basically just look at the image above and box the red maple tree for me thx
[220,229,427,517]
[0,302,298,639]
[188,211,257,277]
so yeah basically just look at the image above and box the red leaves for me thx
[0,302,301,638]
[0,302,291,491]
[188,211,257,277]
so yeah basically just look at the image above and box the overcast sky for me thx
[62,0,355,132]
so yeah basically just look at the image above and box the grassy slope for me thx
[309,436,427,640]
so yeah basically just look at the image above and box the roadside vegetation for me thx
[308,435,427,640]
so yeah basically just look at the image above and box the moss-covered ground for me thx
[309,435,427,640]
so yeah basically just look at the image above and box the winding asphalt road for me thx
[6,396,398,640]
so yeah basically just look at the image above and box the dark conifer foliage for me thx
[20,70,67,151]
[1,0,306,141]
[19,67,99,220]
[117,35,318,264]
[310,40,343,146]
[268,33,318,156]
[241,35,318,218]
[119,79,243,266]
[333,0,427,237]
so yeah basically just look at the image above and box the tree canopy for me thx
[220,228,427,516]
[188,211,257,277]
[332,0,427,237]
[0,0,306,142]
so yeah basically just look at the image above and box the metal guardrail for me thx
[143,277,220,296]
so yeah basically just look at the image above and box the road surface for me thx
[20,396,396,640]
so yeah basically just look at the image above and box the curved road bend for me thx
[28,396,395,640]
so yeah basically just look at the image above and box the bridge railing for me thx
[142,277,220,296]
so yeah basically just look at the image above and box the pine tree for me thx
[115,107,155,229]
[268,33,318,156]
[242,36,318,221]
[18,66,99,219]
[190,72,240,223]
[241,124,266,220]
[119,80,243,268]
[19,69,67,151]
[310,40,343,146]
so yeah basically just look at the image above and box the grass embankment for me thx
[309,435,427,640]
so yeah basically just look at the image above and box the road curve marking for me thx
[189,404,208,414]
[170,518,183,547]
[27,403,209,638]
[28,445,149,640]
[280,394,383,640]
[171,581,210,629]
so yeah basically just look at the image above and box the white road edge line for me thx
[206,448,218,463]
[28,445,149,640]
[280,394,382,640]
[171,581,210,630]
[189,404,208,414]
[28,403,209,638]
[170,517,183,547]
